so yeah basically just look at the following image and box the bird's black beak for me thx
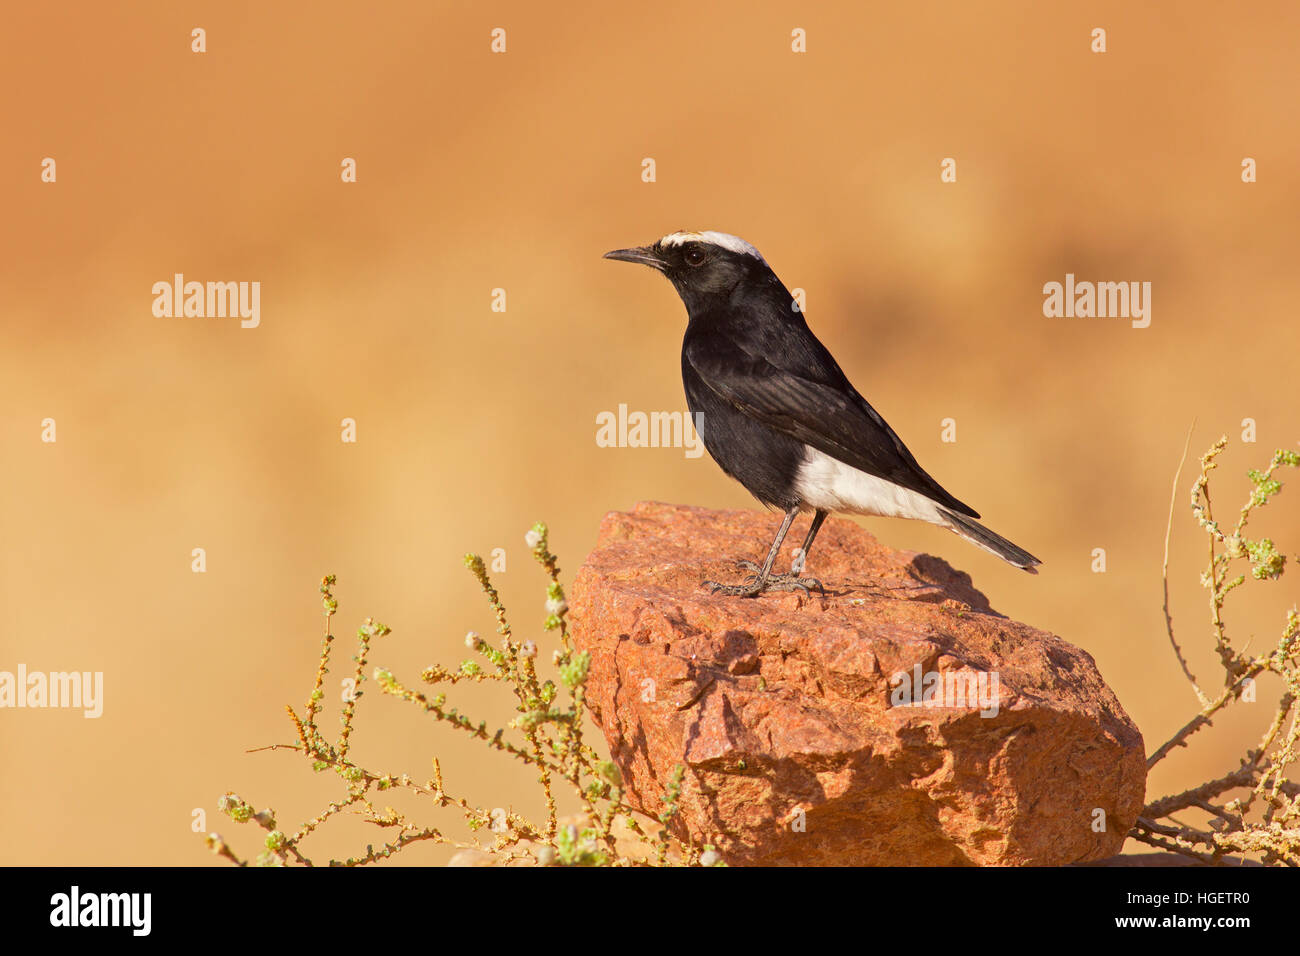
[603,246,666,272]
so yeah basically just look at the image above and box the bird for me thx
[603,229,1041,597]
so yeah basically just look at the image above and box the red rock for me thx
[570,502,1146,866]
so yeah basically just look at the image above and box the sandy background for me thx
[2,1,1297,864]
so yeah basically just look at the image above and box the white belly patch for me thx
[793,445,946,523]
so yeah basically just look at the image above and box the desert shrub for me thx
[205,523,717,867]
[1133,438,1300,864]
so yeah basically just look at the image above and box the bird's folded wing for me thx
[685,337,978,517]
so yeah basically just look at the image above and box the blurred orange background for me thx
[2,1,1297,865]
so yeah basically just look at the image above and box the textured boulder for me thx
[570,502,1146,866]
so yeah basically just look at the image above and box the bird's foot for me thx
[762,574,826,596]
[734,560,825,595]
[702,564,826,598]
[701,574,767,597]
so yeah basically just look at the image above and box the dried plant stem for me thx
[1162,424,1209,707]
[1134,437,1300,865]
[208,524,711,867]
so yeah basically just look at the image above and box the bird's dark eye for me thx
[683,247,709,267]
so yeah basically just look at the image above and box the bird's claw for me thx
[765,574,826,596]
[703,575,765,597]
[701,572,826,598]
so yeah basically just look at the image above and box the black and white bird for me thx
[604,230,1041,597]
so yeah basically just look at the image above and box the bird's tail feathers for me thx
[939,508,1041,573]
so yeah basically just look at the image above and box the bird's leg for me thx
[705,506,813,597]
[736,509,828,594]
[791,509,827,576]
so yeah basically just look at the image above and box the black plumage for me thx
[605,230,1040,596]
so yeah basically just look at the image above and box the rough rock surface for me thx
[570,502,1146,866]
